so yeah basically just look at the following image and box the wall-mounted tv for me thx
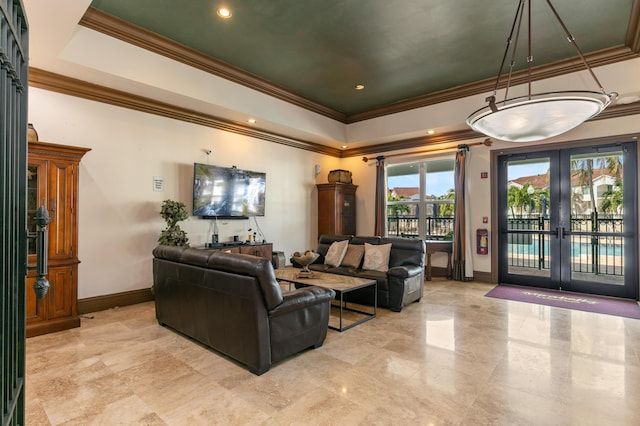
[193,163,266,218]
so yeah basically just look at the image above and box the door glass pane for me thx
[506,158,551,277]
[27,165,39,255]
[387,163,419,237]
[569,152,624,285]
[424,160,455,240]
[386,158,455,239]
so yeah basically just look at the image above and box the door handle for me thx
[33,205,51,299]
[556,227,566,239]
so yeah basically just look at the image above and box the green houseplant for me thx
[158,199,190,247]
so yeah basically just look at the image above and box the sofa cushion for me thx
[341,244,364,268]
[381,237,426,268]
[324,239,349,267]
[363,242,392,272]
[316,235,353,260]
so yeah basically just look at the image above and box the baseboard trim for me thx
[429,267,492,283]
[473,271,492,283]
[78,288,154,314]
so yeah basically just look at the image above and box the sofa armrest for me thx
[269,286,335,318]
[387,265,423,279]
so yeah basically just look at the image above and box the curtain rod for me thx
[362,138,492,163]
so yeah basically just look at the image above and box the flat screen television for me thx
[193,163,266,218]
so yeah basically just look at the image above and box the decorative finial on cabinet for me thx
[27,123,39,142]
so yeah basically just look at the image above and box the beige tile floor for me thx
[25,279,640,425]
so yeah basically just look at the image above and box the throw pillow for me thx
[341,244,365,268]
[324,240,349,267]
[362,243,392,272]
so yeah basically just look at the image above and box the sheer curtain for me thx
[374,156,386,237]
[453,145,473,281]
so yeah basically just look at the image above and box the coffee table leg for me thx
[339,291,343,331]
[373,282,377,317]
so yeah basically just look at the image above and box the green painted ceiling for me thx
[89,0,633,116]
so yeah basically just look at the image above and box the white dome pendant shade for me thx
[467,91,615,142]
[466,0,616,142]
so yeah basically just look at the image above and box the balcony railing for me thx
[389,213,624,277]
[387,216,454,240]
[507,213,624,277]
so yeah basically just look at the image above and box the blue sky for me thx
[388,170,454,197]
[388,162,550,197]
[507,161,550,181]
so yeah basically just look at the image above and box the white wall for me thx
[28,87,342,299]
[28,86,640,299]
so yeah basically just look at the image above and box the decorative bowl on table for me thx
[291,251,319,278]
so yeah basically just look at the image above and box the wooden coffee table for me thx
[274,267,377,332]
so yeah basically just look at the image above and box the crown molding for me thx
[28,68,343,157]
[348,4,640,123]
[341,101,640,158]
[341,129,483,158]
[78,8,348,123]
[590,101,640,120]
[80,6,640,125]
[29,68,640,160]
[347,46,639,123]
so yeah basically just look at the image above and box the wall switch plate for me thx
[481,172,488,179]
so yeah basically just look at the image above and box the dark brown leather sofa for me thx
[306,235,425,312]
[153,245,335,375]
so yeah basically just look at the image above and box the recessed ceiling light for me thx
[247,118,256,124]
[427,130,435,135]
[355,84,365,90]
[342,145,348,149]
[217,7,232,18]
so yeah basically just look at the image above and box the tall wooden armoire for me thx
[317,183,357,236]
[26,141,90,337]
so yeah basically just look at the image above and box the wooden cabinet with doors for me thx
[240,242,273,260]
[317,183,357,236]
[201,242,273,261]
[26,141,90,337]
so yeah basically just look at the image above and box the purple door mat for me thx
[486,285,640,319]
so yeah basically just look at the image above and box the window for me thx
[386,157,455,240]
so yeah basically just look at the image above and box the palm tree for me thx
[438,188,455,216]
[507,186,520,217]
[599,154,623,180]
[507,184,535,217]
[571,158,596,214]
[600,180,623,214]
[532,187,550,217]
[387,194,410,217]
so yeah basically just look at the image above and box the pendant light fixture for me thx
[466,0,617,142]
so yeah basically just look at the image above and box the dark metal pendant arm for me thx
[544,0,607,94]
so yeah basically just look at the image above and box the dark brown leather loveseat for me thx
[306,235,426,312]
[153,245,335,375]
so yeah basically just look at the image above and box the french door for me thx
[497,141,638,299]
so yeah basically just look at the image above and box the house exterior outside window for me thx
[386,157,455,240]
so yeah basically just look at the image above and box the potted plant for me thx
[158,199,190,247]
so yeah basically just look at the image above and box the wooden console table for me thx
[199,242,272,261]
[425,240,453,280]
